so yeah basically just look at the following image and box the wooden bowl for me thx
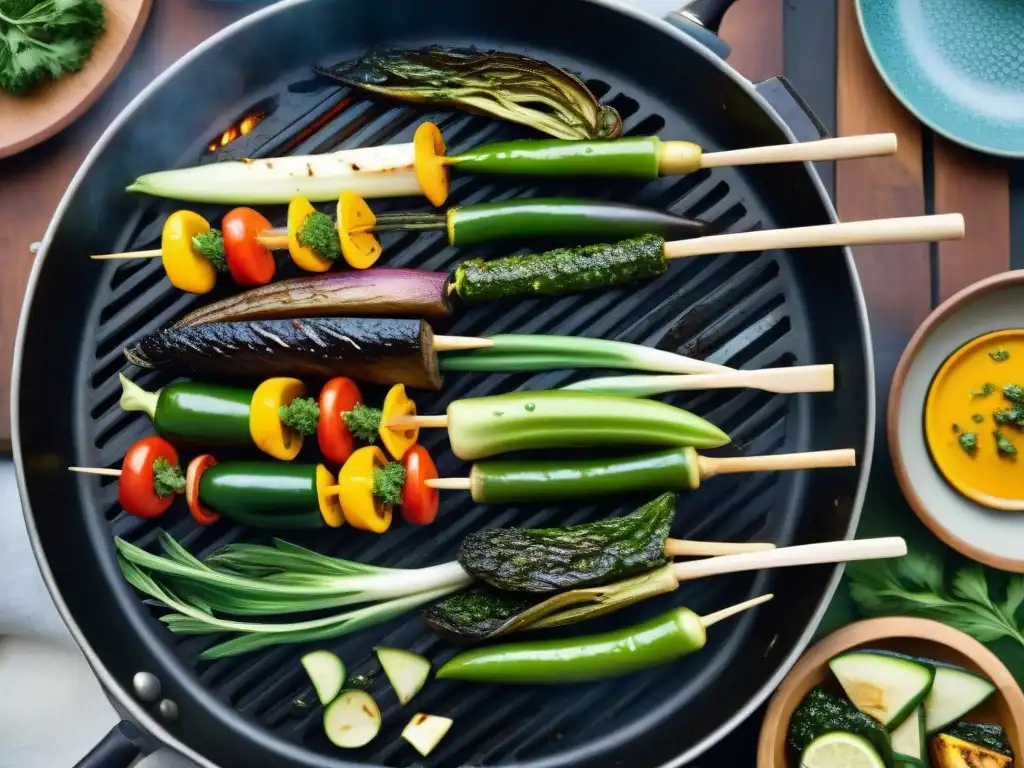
[889,270,1024,571]
[757,617,1024,767]
[0,0,152,159]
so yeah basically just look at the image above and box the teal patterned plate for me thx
[857,0,1024,157]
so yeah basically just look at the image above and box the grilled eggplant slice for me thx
[173,270,453,327]
[125,317,442,390]
[422,587,542,643]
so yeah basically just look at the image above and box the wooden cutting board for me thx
[0,0,153,159]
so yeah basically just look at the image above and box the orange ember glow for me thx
[208,111,265,152]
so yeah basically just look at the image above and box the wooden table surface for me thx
[1,0,1022,763]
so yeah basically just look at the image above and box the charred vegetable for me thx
[423,587,543,644]
[458,493,674,591]
[930,733,1012,768]
[452,234,667,302]
[942,723,1013,759]
[316,47,621,141]
[125,317,443,391]
[788,687,894,766]
[173,270,452,327]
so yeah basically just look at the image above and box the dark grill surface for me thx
[58,30,855,767]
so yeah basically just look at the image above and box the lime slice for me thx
[801,732,887,768]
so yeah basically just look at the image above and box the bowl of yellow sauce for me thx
[925,329,1024,511]
[890,272,1024,571]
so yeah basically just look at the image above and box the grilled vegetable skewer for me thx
[426,447,857,504]
[125,319,746,390]
[169,213,964,324]
[119,375,416,463]
[127,121,897,206]
[428,536,907,642]
[436,594,775,683]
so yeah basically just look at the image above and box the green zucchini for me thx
[788,686,894,767]
[422,587,542,643]
[942,722,1013,759]
[828,650,935,730]
[448,136,662,177]
[452,234,667,303]
[458,493,674,592]
[446,391,728,460]
[922,660,996,734]
[198,462,323,529]
[890,706,926,766]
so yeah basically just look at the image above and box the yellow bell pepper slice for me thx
[161,210,217,294]
[337,191,382,269]
[249,377,307,461]
[338,446,393,533]
[413,122,450,207]
[379,384,419,461]
[287,197,333,273]
[315,464,344,528]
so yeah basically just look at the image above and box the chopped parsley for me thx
[1004,383,1024,404]
[994,431,1017,457]
[958,431,978,454]
[989,349,1010,362]
[971,383,996,399]
[971,414,984,424]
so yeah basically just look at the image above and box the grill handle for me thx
[664,0,741,59]
[73,721,142,768]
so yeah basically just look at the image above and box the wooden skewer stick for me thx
[663,213,964,260]
[433,335,495,353]
[91,249,163,261]
[698,133,897,170]
[696,449,856,479]
[664,539,774,557]
[700,593,774,628]
[568,364,835,396]
[69,466,122,476]
[671,537,907,583]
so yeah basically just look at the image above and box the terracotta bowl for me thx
[756,617,1024,767]
[889,270,1024,571]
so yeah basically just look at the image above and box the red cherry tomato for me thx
[401,444,438,525]
[318,377,363,465]
[222,207,275,286]
[118,436,180,519]
[186,454,221,525]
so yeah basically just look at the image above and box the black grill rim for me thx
[10,1,876,767]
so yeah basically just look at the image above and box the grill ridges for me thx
[73,54,826,765]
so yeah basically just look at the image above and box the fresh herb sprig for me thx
[848,551,1024,647]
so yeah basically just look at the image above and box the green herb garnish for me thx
[971,383,996,399]
[191,229,228,272]
[1004,383,1024,404]
[958,431,978,454]
[278,397,320,435]
[297,210,341,262]
[341,404,382,443]
[0,0,105,96]
[989,349,1010,362]
[972,414,984,424]
[993,407,1024,426]
[151,457,185,498]
[372,461,406,505]
[848,551,1024,647]
[952,423,961,433]
[995,430,1017,457]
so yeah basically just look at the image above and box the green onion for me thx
[117,534,472,657]
[439,334,728,375]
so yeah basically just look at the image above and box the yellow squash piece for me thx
[161,210,217,294]
[315,464,344,527]
[337,446,393,533]
[287,197,333,272]
[414,122,450,207]
[249,377,307,461]
[337,191,382,269]
[380,384,419,460]
[930,733,1012,768]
